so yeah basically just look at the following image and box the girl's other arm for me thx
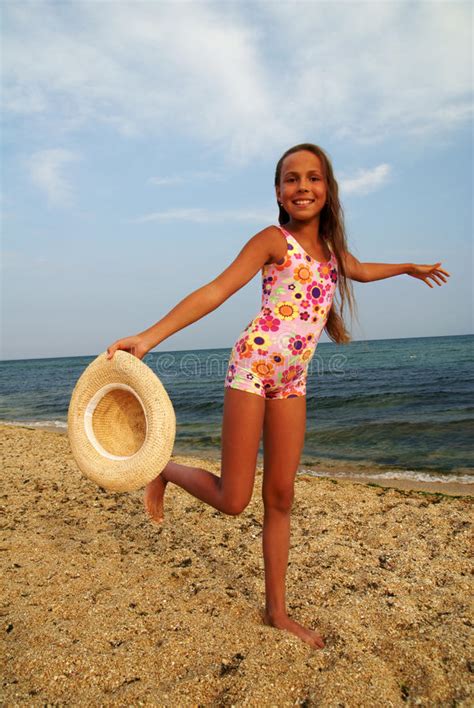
[106,226,283,359]
[342,251,450,287]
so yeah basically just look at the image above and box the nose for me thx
[297,179,311,192]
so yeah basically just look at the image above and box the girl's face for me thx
[276,150,327,222]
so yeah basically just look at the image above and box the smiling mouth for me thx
[292,199,314,206]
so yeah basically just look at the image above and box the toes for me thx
[308,629,325,649]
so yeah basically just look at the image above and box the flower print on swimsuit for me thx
[317,262,333,280]
[262,378,276,392]
[268,285,287,306]
[282,388,301,398]
[294,263,313,285]
[274,255,292,272]
[281,363,305,386]
[252,359,275,378]
[259,314,281,332]
[271,353,285,367]
[306,280,331,304]
[285,280,305,303]
[288,335,307,355]
[248,330,271,352]
[313,304,327,319]
[306,281,323,302]
[274,301,299,321]
[226,363,237,384]
[236,335,254,359]
[311,305,328,325]
[262,275,276,296]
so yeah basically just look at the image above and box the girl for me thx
[106,143,450,649]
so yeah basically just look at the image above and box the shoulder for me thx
[252,224,287,265]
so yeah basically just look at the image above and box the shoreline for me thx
[2,422,472,498]
[300,471,474,498]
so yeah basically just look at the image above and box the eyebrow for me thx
[283,169,323,177]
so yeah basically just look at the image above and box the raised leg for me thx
[144,387,265,521]
[261,395,325,649]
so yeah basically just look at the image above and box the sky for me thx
[1,0,472,361]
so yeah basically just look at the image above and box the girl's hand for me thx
[106,334,150,361]
[407,263,451,288]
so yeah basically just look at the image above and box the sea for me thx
[1,334,473,486]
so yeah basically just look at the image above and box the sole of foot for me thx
[143,474,167,525]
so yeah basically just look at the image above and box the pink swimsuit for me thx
[224,225,338,399]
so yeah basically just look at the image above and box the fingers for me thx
[430,264,451,282]
[426,264,451,287]
[106,340,138,360]
[413,263,451,287]
[106,343,119,360]
[430,269,451,286]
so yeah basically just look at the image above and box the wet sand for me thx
[1,423,473,706]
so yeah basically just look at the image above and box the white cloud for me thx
[262,2,472,144]
[148,176,184,187]
[28,149,81,206]
[148,171,225,186]
[2,2,472,161]
[134,208,275,224]
[340,164,391,196]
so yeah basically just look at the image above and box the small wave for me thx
[0,419,67,430]
[299,467,474,485]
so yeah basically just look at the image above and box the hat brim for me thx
[68,351,176,492]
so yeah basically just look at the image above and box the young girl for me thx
[106,143,449,649]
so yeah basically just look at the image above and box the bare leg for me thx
[144,387,265,521]
[261,395,325,650]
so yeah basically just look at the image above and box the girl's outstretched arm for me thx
[342,251,450,288]
[106,226,284,359]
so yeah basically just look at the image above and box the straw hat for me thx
[68,351,176,492]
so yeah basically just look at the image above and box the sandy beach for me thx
[1,423,473,706]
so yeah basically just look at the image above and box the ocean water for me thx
[1,335,473,485]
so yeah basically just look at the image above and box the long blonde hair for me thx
[274,143,355,344]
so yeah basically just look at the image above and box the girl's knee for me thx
[222,496,251,516]
[263,488,294,513]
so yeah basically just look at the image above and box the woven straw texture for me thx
[67,351,176,492]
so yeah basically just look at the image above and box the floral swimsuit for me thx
[224,225,338,399]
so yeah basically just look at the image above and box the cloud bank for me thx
[3,1,471,164]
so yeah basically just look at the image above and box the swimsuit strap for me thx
[276,224,335,266]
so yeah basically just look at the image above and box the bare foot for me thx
[262,610,325,649]
[143,472,168,524]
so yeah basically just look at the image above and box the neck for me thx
[285,214,322,240]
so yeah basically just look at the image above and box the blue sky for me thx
[1,0,472,360]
